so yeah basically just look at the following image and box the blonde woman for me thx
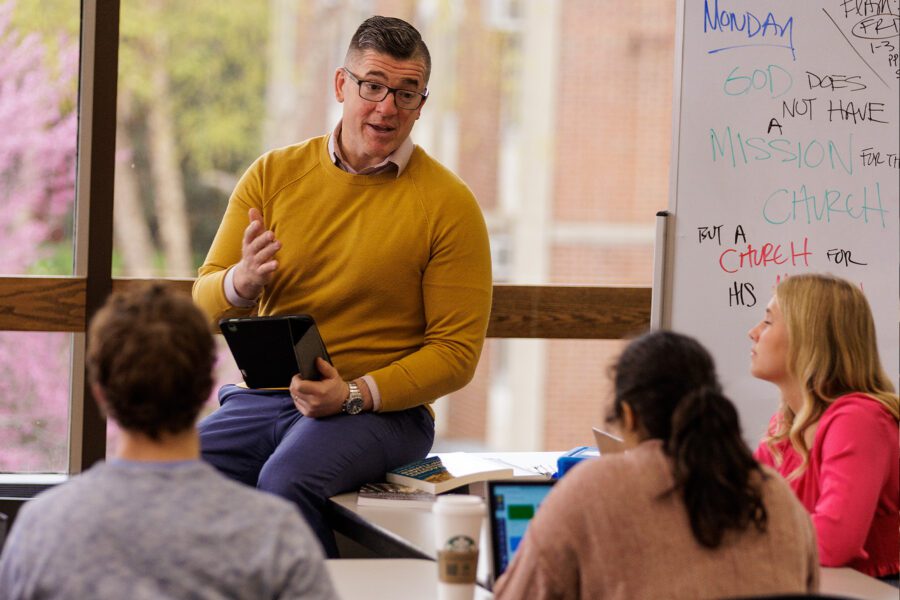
[749,273,899,580]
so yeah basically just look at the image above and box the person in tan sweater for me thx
[495,331,819,599]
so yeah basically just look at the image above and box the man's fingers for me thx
[291,367,345,418]
[253,238,281,264]
[257,260,278,275]
[317,358,338,380]
[242,218,262,246]
[295,379,325,395]
[242,230,280,284]
[242,207,280,260]
[291,393,310,416]
[291,390,329,418]
[245,229,277,256]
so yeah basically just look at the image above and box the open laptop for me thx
[592,427,625,455]
[486,479,557,588]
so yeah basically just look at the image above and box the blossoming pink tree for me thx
[0,0,78,472]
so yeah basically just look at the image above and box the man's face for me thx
[334,50,427,171]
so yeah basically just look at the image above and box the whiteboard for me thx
[664,0,899,443]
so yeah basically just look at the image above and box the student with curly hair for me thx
[0,284,337,599]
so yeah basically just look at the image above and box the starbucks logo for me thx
[444,535,476,552]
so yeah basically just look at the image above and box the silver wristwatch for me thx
[342,381,364,415]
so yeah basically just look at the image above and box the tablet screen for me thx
[219,315,330,388]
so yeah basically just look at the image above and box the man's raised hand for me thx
[233,208,280,301]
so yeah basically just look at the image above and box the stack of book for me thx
[357,453,516,508]
[357,483,438,509]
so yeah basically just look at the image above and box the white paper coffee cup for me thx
[433,495,484,600]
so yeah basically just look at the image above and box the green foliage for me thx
[10,0,79,108]
[120,0,269,174]
[27,241,73,276]
[9,0,78,40]
[15,0,271,265]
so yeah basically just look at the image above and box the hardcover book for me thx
[386,453,514,494]
[357,482,437,509]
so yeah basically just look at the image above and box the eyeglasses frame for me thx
[342,67,429,110]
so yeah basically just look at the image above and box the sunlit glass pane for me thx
[115,1,270,278]
[101,1,675,457]
[0,1,79,476]
[0,332,72,473]
[0,1,79,276]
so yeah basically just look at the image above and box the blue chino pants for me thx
[198,385,435,557]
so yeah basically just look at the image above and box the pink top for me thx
[755,393,900,577]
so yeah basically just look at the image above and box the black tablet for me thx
[219,315,332,388]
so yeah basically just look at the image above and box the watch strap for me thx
[342,381,364,415]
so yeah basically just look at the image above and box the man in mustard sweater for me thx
[192,16,492,556]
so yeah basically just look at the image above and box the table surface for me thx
[818,568,898,600]
[326,558,493,600]
[327,452,898,600]
[325,559,897,600]
[328,451,560,585]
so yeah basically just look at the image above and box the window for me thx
[2,0,666,475]
[0,332,72,472]
[109,0,672,452]
[0,0,80,474]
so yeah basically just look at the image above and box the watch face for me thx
[344,397,364,415]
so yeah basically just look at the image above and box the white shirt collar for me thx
[328,121,414,177]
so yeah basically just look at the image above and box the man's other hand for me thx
[290,359,350,418]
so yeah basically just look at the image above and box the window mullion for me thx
[69,0,121,474]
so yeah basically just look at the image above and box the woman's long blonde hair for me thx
[763,274,899,479]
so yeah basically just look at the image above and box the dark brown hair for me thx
[608,330,768,548]
[87,283,215,439]
[346,15,431,84]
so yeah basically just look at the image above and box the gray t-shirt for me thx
[0,460,338,599]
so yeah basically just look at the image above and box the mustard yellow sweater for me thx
[193,136,492,413]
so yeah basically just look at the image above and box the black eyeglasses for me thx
[343,68,428,110]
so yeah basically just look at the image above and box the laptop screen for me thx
[487,480,556,582]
